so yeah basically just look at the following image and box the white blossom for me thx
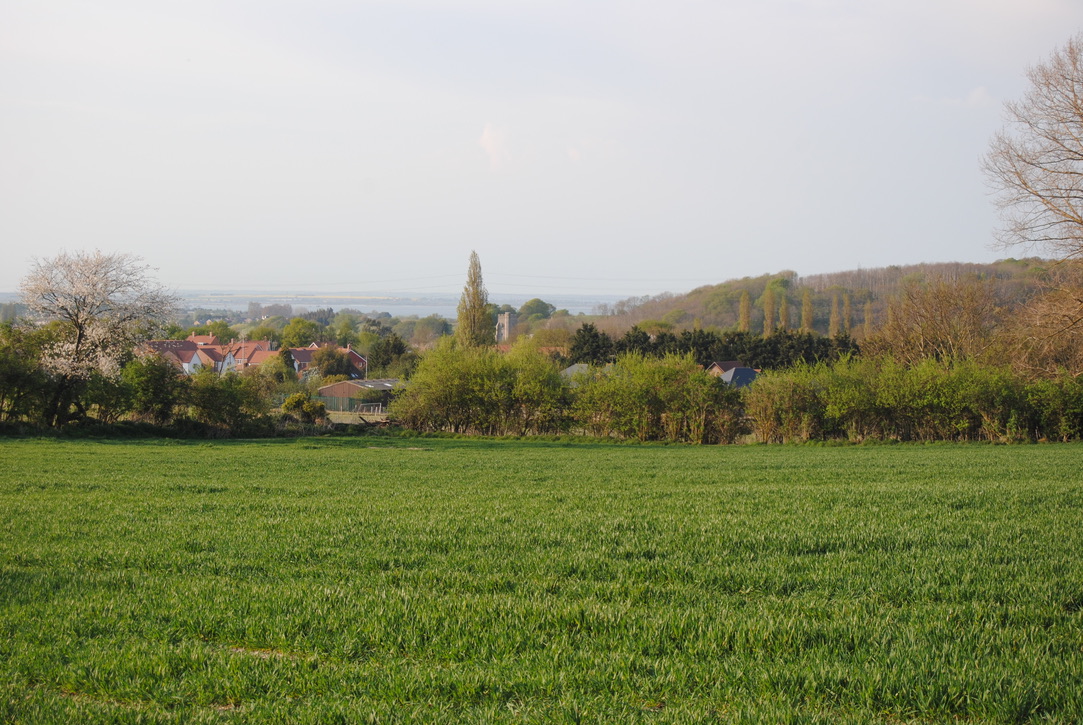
[19,250,177,380]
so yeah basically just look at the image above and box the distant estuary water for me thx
[178,291,628,318]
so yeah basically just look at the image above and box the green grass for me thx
[1,437,1081,723]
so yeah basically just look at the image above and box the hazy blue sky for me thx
[3,1,1082,298]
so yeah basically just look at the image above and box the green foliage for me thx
[743,356,1083,443]
[571,324,856,371]
[281,391,327,424]
[572,353,746,443]
[518,297,556,321]
[331,317,358,348]
[368,332,408,371]
[568,323,614,365]
[245,325,281,344]
[187,320,235,342]
[411,315,451,346]
[280,318,324,349]
[390,338,566,435]
[1028,374,1083,442]
[186,369,270,434]
[2,439,1082,722]
[455,251,495,347]
[122,355,188,425]
[82,369,133,424]
[310,346,354,379]
[0,323,50,424]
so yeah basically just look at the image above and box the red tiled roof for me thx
[247,350,278,365]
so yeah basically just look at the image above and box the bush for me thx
[390,338,569,436]
[572,353,746,444]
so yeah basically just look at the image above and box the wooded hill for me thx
[591,258,1050,338]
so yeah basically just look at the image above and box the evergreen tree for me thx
[569,323,614,365]
[456,251,495,347]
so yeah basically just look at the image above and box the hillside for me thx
[589,258,1050,338]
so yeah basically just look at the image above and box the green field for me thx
[1,437,1081,723]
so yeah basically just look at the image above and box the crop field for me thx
[0,437,1082,723]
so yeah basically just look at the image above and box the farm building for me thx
[316,378,400,413]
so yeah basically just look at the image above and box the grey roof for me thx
[356,378,399,391]
[721,367,758,387]
[319,378,400,394]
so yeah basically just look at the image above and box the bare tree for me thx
[863,279,1003,365]
[985,35,1083,346]
[985,34,1083,260]
[19,250,176,424]
[1003,263,1083,377]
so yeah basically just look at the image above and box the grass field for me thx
[1,437,1081,723]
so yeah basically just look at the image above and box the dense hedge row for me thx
[745,358,1083,443]
[391,343,1083,444]
[389,342,745,443]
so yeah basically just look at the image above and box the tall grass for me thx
[1,438,1081,722]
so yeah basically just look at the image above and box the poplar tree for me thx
[456,251,495,347]
[843,294,853,335]
[762,286,776,337]
[801,289,814,333]
[778,292,789,332]
[829,294,841,337]
[738,291,751,333]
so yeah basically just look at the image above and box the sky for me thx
[3,1,1083,300]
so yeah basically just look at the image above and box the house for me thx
[720,367,758,387]
[138,338,366,379]
[706,361,744,377]
[140,340,206,374]
[220,339,274,372]
[288,343,367,379]
[246,349,279,368]
[561,363,590,379]
[139,338,261,375]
